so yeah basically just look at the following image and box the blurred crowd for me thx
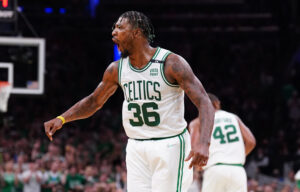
[0,113,128,192]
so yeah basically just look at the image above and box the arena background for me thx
[0,0,300,191]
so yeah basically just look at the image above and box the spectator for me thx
[31,140,43,161]
[264,185,274,192]
[62,165,85,191]
[84,165,97,187]
[42,144,64,163]
[43,161,62,192]
[254,147,270,175]
[21,162,43,192]
[0,161,19,192]
[295,170,300,189]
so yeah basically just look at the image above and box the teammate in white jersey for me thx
[189,93,256,192]
[44,11,214,192]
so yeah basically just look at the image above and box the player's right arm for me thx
[44,61,119,141]
[236,116,256,156]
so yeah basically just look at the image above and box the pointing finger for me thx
[46,131,53,141]
[185,151,194,162]
[189,155,199,169]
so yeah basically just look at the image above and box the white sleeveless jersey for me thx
[204,110,245,169]
[118,47,187,139]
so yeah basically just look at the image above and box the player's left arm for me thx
[236,116,256,156]
[164,53,215,169]
[188,118,200,148]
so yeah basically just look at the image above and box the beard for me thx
[121,49,129,58]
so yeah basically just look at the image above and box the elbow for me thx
[247,138,256,152]
[251,138,256,149]
[250,134,256,148]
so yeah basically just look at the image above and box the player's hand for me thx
[44,118,63,141]
[185,144,209,170]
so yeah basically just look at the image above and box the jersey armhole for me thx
[160,52,180,87]
[118,58,123,86]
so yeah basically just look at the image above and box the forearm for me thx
[60,94,100,123]
[196,97,214,145]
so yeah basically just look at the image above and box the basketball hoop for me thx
[0,81,11,112]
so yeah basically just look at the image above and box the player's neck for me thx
[129,44,156,69]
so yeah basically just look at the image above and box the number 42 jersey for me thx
[204,110,246,169]
[118,47,187,139]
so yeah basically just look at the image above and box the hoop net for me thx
[0,81,11,112]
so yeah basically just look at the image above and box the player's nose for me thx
[112,28,117,37]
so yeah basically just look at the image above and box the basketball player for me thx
[189,93,256,192]
[44,11,215,192]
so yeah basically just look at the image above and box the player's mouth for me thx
[112,38,121,50]
[112,37,118,44]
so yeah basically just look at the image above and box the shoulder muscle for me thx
[164,53,194,85]
[102,60,119,84]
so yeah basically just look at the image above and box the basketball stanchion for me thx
[0,81,11,112]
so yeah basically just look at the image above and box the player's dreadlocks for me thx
[115,11,155,43]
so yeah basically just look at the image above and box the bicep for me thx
[91,62,119,105]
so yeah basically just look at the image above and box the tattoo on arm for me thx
[61,93,98,123]
[167,54,215,145]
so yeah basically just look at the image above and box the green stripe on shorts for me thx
[176,135,185,192]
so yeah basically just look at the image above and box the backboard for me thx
[0,36,45,95]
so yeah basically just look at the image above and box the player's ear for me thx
[133,28,143,38]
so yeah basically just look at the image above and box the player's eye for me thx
[112,22,116,31]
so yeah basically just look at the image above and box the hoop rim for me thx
[0,81,11,92]
[0,81,11,113]
[0,81,10,86]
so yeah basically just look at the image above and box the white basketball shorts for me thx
[126,130,193,192]
[202,164,247,192]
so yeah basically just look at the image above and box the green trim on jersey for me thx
[215,163,243,167]
[131,128,186,141]
[128,47,161,72]
[177,134,185,192]
[118,58,123,85]
[160,51,180,87]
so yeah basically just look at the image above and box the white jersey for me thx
[204,110,245,169]
[118,47,187,139]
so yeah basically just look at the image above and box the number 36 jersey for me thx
[118,47,187,139]
[204,110,246,169]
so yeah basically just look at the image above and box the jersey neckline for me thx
[128,47,161,72]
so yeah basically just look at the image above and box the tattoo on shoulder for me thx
[107,65,114,74]
[106,62,118,75]
[169,55,190,80]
